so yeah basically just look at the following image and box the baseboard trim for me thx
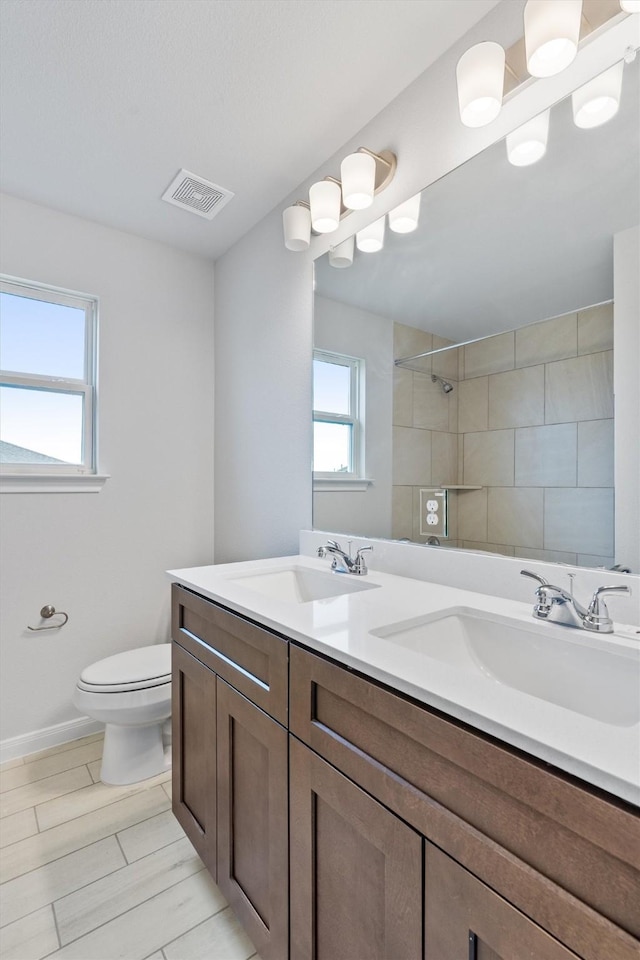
[0,716,104,764]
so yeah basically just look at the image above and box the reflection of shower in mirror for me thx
[431,374,454,394]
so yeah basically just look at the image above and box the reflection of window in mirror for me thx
[313,350,363,478]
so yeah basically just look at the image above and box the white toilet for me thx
[74,644,172,785]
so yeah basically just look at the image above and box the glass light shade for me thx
[282,204,311,251]
[620,0,640,10]
[524,0,582,78]
[388,193,421,233]
[572,61,624,128]
[456,42,505,128]
[309,180,341,233]
[356,216,385,253]
[328,235,355,268]
[341,152,376,210]
[506,109,550,166]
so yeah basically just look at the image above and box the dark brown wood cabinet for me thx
[217,678,289,960]
[171,584,640,960]
[425,843,579,960]
[289,735,423,960]
[171,585,289,960]
[171,640,217,877]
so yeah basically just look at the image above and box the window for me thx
[313,350,364,482]
[0,277,98,482]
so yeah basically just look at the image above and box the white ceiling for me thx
[0,0,499,261]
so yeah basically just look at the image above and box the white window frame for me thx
[313,349,370,490]
[0,276,106,492]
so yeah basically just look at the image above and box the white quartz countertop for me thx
[167,555,640,807]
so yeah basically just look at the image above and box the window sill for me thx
[313,477,373,493]
[0,474,110,494]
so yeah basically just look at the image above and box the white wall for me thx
[313,296,392,538]
[213,0,637,562]
[0,194,215,744]
[614,225,640,572]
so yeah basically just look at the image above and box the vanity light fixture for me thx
[309,179,342,234]
[456,41,506,127]
[282,202,311,251]
[340,151,376,210]
[507,109,550,165]
[524,0,582,78]
[282,146,396,251]
[620,0,640,11]
[328,235,355,268]
[388,192,421,233]
[356,216,385,253]
[572,61,624,128]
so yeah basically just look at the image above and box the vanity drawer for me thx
[289,643,640,959]
[172,584,288,725]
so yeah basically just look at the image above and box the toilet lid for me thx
[79,645,171,690]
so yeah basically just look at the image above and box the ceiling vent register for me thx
[161,169,234,220]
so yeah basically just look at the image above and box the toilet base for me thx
[100,721,171,785]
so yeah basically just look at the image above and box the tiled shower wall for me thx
[392,303,614,566]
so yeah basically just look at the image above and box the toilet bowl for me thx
[74,644,172,785]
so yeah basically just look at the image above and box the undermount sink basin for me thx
[371,607,639,727]
[228,566,380,604]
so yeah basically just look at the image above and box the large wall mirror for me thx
[312,56,639,571]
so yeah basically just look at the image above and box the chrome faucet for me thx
[520,570,630,633]
[316,539,373,575]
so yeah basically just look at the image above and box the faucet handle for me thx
[520,569,549,587]
[353,546,372,576]
[586,584,631,625]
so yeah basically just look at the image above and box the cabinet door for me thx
[425,842,579,960]
[216,678,288,960]
[290,736,422,960]
[171,641,217,878]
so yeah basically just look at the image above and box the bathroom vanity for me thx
[168,558,639,960]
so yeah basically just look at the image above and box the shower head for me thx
[431,374,454,394]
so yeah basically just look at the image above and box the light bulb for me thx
[572,61,624,128]
[329,235,355,268]
[309,180,341,234]
[341,152,376,210]
[356,217,385,253]
[524,0,582,78]
[507,109,550,166]
[282,205,311,251]
[456,41,505,128]
[388,193,421,233]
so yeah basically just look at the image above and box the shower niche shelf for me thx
[434,484,482,491]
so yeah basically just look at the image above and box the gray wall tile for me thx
[544,488,614,555]
[515,313,577,368]
[464,331,514,378]
[545,351,613,423]
[578,302,613,356]
[515,423,577,487]
[458,377,488,433]
[456,487,487,542]
[487,487,544,549]
[392,426,431,485]
[578,419,614,487]
[489,365,545,429]
[463,430,514,486]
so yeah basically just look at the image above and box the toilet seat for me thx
[77,644,171,694]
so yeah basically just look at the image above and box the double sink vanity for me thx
[167,547,639,960]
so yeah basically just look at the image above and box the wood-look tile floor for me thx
[0,735,259,960]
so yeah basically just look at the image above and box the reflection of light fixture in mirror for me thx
[620,0,640,10]
[282,203,311,251]
[456,41,505,127]
[573,61,624,127]
[341,152,376,210]
[388,193,421,233]
[524,0,582,78]
[507,109,550,166]
[356,217,385,252]
[309,179,342,233]
[329,235,355,268]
